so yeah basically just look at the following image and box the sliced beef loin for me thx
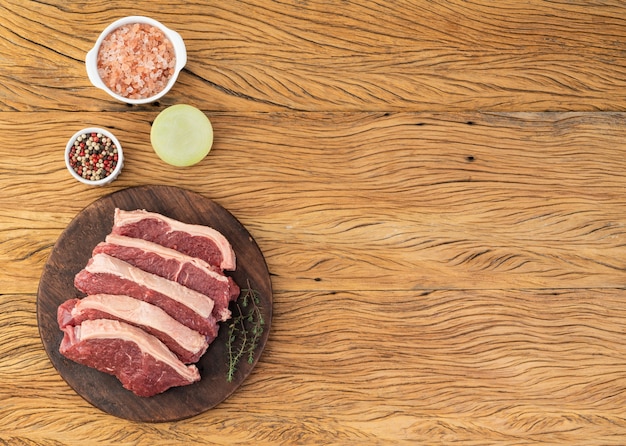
[92,234,239,321]
[60,319,200,397]
[111,208,236,271]
[74,253,218,339]
[58,295,209,364]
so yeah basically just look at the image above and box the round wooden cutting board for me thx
[36,185,272,422]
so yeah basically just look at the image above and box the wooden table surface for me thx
[2,1,626,444]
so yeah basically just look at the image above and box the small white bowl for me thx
[85,16,187,104]
[65,127,124,186]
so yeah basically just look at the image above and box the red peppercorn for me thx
[68,132,119,182]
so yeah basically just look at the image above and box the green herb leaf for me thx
[226,281,264,382]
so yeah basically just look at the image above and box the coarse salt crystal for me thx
[97,23,176,100]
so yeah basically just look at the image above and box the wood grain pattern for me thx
[1,112,625,294]
[2,0,626,443]
[1,1,626,112]
[5,289,626,444]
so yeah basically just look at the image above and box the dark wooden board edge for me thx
[36,185,272,422]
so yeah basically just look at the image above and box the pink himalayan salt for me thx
[97,23,176,100]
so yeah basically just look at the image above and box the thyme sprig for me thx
[226,282,264,382]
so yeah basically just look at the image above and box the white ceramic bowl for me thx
[65,127,124,186]
[85,16,187,104]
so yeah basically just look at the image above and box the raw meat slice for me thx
[92,234,239,321]
[58,295,209,363]
[112,208,236,270]
[60,319,200,397]
[74,253,218,338]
